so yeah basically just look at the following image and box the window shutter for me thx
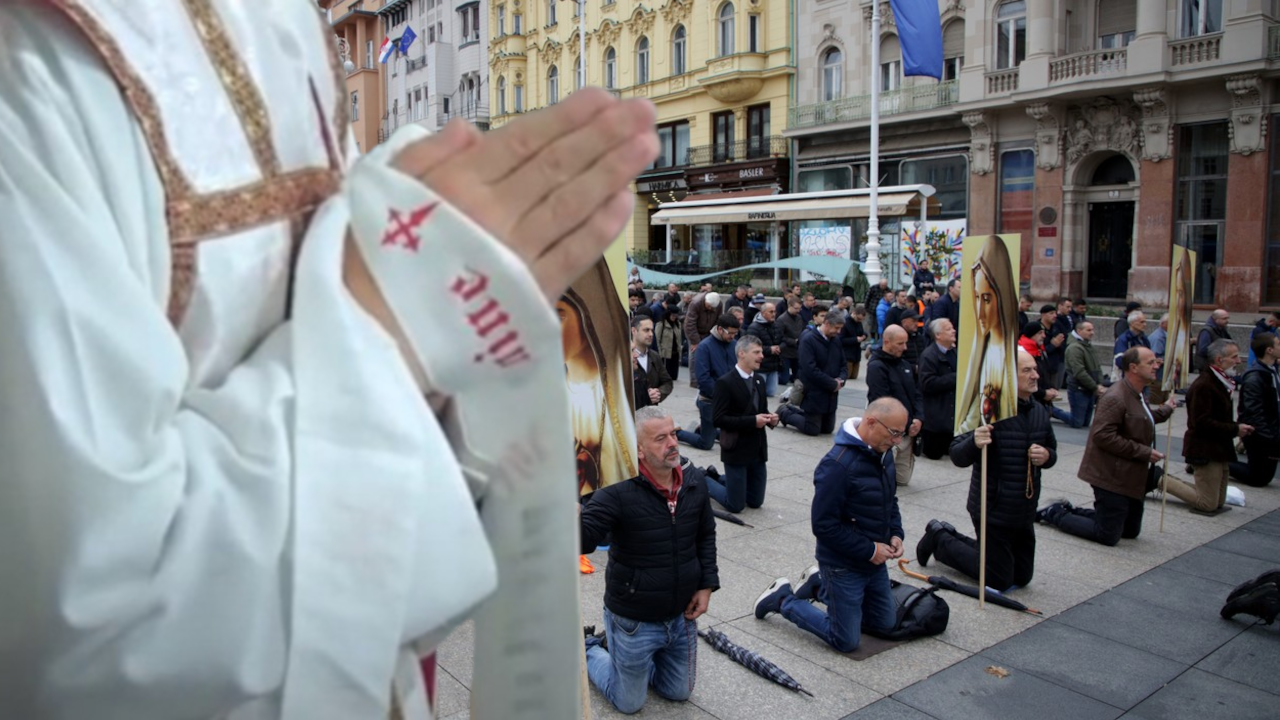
[1097,0,1136,38]
[943,21,964,58]
[881,35,901,62]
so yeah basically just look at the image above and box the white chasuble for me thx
[0,2,581,719]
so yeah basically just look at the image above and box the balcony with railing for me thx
[1170,33,1221,66]
[685,135,788,166]
[1269,24,1280,60]
[788,80,958,131]
[985,68,1019,95]
[1049,48,1127,83]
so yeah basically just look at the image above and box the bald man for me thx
[754,398,907,652]
[866,325,923,486]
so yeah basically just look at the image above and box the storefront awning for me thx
[650,185,939,226]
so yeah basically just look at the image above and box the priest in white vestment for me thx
[0,1,658,718]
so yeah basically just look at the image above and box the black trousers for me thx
[920,430,953,460]
[1053,485,1143,546]
[933,518,1036,592]
[779,405,836,436]
[1235,435,1278,487]
[664,355,681,383]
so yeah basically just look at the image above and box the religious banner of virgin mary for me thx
[1162,245,1197,393]
[954,235,1022,434]
[558,247,638,497]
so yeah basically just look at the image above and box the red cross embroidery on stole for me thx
[382,203,439,252]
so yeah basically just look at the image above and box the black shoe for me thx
[1221,582,1280,624]
[916,519,954,567]
[754,578,793,619]
[1036,499,1073,525]
[583,625,608,651]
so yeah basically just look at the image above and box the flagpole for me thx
[579,0,586,89]
[864,1,883,287]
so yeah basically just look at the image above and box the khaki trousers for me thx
[894,435,916,487]
[1165,461,1228,512]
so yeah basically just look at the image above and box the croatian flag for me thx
[888,0,944,79]
[378,36,395,63]
[400,26,418,53]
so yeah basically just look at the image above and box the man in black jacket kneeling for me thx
[580,406,720,714]
[917,349,1057,592]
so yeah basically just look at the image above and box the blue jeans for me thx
[1066,386,1097,428]
[778,563,896,653]
[585,608,697,714]
[762,371,779,398]
[707,462,767,513]
[676,398,716,450]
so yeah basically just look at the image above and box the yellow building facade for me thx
[487,0,794,257]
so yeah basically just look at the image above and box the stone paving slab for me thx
[1051,590,1246,665]
[892,654,1123,720]
[1120,667,1279,720]
[841,697,936,720]
[1193,623,1280,697]
[980,619,1188,709]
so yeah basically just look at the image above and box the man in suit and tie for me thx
[710,335,780,513]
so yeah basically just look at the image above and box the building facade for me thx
[326,0,385,154]
[378,0,490,141]
[790,0,1280,311]
[489,0,794,261]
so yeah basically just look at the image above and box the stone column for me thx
[1026,103,1068,297]
[964,111,998,235]
[1131,159,1176,307]
[1018,0,1055,88]
[1127,0,1169,73]
[1219,74,1269,310]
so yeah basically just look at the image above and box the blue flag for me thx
[889,0,943,79]
[400,25,418,53]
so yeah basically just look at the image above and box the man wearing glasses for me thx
[916,349,1057,592]
[752,398,908,653]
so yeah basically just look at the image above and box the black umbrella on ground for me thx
[697,627,814,697]
[712,509,754,528]
[898,560,1043,616]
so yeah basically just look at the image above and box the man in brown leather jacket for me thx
[1037,347,1176,545]
[1166,339,1254,514]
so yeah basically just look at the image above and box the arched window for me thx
[880,35,901,92]
[996,0,1027,69]
[821,47,842,101]
[636,37,650,84]
[548,65,559,104]
[498,75,506,114]
[575,55,583,89]
[672,25,687,75]
[942,20,965,80]
[717,3,735,57]
[605,47,617,88]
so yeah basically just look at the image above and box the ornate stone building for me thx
[789,0,1280,311]
[489,0,794,258]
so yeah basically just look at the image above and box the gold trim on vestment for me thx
[181,0,281,175]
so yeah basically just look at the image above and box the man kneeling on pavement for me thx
[917,349,1056,592]
[580,406,719,714]
[753,398,909,652]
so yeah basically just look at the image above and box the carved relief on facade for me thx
[595,20,621,48]
[1025,102,1064,171]
[1133,87,1173,162]
[861,2,895,26]
[537,40,561,66]
[1063,98,1142,168]
[659,0,691,25]
[626,6,655,36]
[1226,74,1267,156]
[963,111,993,175]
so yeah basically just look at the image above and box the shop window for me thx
[998,149,1034,280]
[1265,116,1280,303]
[901,154,969,220]
[797,166,853,193]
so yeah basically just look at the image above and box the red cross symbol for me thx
[381,202,439,252]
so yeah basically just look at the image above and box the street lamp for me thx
[335,34,356,74]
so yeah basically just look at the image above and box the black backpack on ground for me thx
[1221,569,1280,625]
[864,580,950,640]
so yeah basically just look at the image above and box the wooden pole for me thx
[1160,408,1174,533]
[978,443,988,609]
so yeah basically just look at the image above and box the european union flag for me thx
[400,26,418,53]
[889,0,944,79]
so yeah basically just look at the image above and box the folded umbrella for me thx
[898,560,1042,615]
[698,627,814,697]
[712,509,754,528]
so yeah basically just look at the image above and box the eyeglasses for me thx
[871,418,907,440]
